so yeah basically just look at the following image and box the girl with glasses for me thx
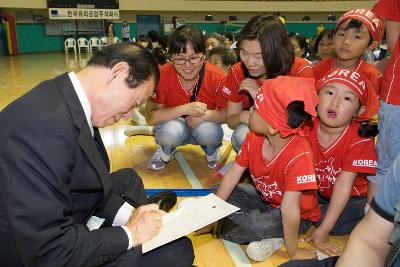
[145,25,227,171]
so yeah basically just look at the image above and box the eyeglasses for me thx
[172,56,204,65]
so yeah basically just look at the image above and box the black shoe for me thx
[148,191,177,212]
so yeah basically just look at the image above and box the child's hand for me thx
[193,222,218,238]
[289,247,317,260]
[238,78,259,100]
[239,110,250,124]
[314,241,343,256]
[304,227,343,256]
[185,102,207,116]
[185,115,205,129]
[304,227,329,245]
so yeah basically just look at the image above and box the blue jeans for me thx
[214,183,312,244]
[369,101,400,185]
[317,194,366,235]
[154,117,223,157]
[231,123,249,153]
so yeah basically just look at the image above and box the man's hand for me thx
[185,102,207,117]
[289,247,317,260]
[125,204,166,247]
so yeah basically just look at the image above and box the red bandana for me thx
[316,68,379,121]
[255,76,318,138]
[336,8,385,43]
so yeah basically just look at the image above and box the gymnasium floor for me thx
[0,52,347,267]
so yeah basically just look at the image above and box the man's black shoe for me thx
[148,191,177,212]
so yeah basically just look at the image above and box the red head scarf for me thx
[336,8,385,43]
[254,76,318,138]
[316,68,379,121]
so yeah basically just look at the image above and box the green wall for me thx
[16,23,137,53]
[16,22,335,53]
[191,22,336,38]
[286,23,336,37]
[17,24,63,53]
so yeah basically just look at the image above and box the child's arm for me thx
[185,109,227,129]
[216,162,246,201]
[195,162,246,236]
[305,171,357,254]
[226,101,249,129]
[145,101,208,125]
[281,191,316,260]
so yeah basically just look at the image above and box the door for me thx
[136,15,161,38]
[0,21,7,55]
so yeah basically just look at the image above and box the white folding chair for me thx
[88,37,101,54]
[77,37,89,55]
[64,38,76,55]
[100,36,108,49]
[114,37,121,43]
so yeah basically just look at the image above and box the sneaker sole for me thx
[148,164,166,171]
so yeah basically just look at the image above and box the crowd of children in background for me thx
[120,2,400,265]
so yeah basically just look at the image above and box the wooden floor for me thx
[0,52,348,267]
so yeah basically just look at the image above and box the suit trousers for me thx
[0,168,194,267]
[106,168,195,267]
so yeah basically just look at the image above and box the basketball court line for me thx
[175,150,252,267]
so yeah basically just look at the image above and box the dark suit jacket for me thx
[0,73,130,266]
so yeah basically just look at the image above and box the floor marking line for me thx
[222,240,253,267]
[175,151,252,267]
[175,151,203,189]
[145,188,211,196]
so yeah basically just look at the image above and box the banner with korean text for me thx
[49,8,119,20]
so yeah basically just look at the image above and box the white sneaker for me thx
[124,126,154,136]
[206,148,221,169]
[131,108,147,126]
[148,146,174,171]
[246,238,284,262]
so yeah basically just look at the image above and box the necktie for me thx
[93,127,110,172]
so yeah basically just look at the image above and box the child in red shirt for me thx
[221,15,314,153]
[304,69,379,255]
[215,76,320,261]
[313,9,385,94]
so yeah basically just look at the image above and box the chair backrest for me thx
[100,37,108,45]
[114,37,121,43]
[89,37,100,46]
[77,37,89,46]
[64,38,76,47]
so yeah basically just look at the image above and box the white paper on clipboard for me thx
[142,193,239,253]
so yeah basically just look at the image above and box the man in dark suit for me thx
[0,43,194,267]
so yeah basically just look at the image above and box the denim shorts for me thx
[231,123,249,153]
[368,101,400,185]
[213,183,312,244]
[154,117,223,157]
